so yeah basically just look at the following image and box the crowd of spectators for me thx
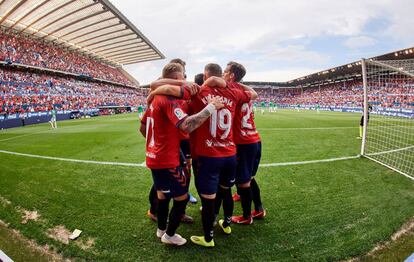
[251,80,414,110]
[0,68,146,115]
[0,31,134,86]
[1,31,413,118]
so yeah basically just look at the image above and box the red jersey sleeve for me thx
[236,89,252,105]
[227,82,252,105]
[181,86,192,100]
[162,98,189,127]
[187,92,203,115]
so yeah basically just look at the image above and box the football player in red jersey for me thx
[225,62,265,224]
[205,62,266,225]
[145,58,199,224]
[141,62,223,246]
[188,63,257,247]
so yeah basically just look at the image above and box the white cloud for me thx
[258,45,330,64]
[245,68,319,82]
[382,0,414,45]
[344,36,377,49]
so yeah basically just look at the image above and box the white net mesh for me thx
[363,59,414,179]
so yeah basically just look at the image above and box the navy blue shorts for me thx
[195,156,236,195]
[151,167,189,198]
[236,142,262,184]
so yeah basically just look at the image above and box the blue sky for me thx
[110,0,414,85]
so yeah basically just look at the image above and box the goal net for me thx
[361,58,414,180]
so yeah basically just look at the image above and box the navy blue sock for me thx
[149,185,158,215]
[214,187,222,216]
[166,198,188,236]
[157,198,170,231]
[219,187,233,227]
[238,187,252,218]
[250,178,263,211]
[201,197,215,242]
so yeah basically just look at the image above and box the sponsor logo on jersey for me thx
[206,140,213,147]
[174,108,186,120]
[205,139,234,147]
[146,152,156,158]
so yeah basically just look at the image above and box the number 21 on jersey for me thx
[241,103,253,129]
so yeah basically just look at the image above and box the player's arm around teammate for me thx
[150,79,200,94]
[204,76,258,100]
[147,83,200,104]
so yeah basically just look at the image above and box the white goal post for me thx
[361,58,414,180]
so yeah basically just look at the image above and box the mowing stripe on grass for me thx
[0,130,51,142]
[0,124,98,143]
[258,126,357,131]
[260,155,360,167]
[0,149,359,168]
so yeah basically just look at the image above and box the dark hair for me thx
[169,58,186,68]
[204,63,222,77]
[227,61,246,82]
[162,63,184,79]
[194,73,204,85]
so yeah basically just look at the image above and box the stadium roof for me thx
[0,0,164,66]
[287,46,414,87]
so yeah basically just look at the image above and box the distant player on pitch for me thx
[137,104,144,119]
[49,107,57,129]
[358,104,372,139]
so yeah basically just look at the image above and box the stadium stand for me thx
[0,66,147,115]
[0,0,163,128]
[247,47,414,113]
[251,80,413,110]
[0,31,135,85]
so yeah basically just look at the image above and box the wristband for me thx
[205,103,216,114]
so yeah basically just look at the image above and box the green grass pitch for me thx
[0,109,413,261]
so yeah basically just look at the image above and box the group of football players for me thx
[139,59,266,247]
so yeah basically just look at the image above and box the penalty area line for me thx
[0,149,359,168]
[0,149,146,167]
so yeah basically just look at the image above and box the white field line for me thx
[0,149,358,168]
[367,145,414,157]
[0,149,146,167]
[0,250,13,262]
